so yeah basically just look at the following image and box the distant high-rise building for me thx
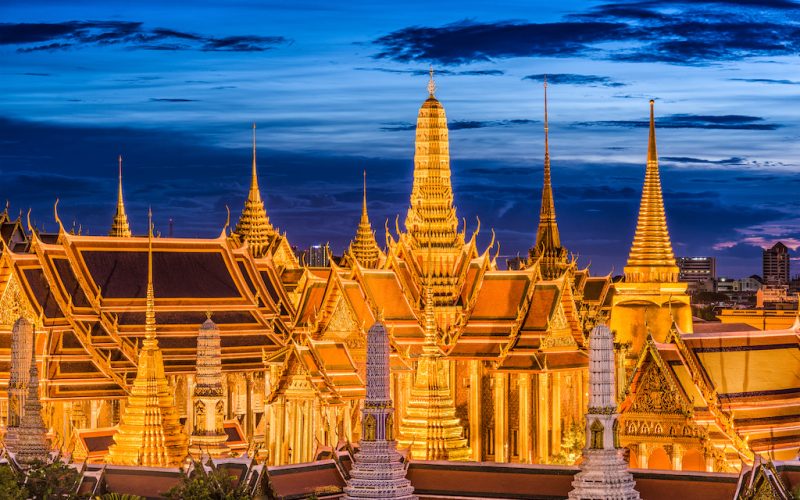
[763,242,790,286]
[676,257,716,285]
[307,243,330,267]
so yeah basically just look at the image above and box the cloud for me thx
[660,156,747,165]
[149,98,199,102]
[371,2,800,66]
[381,118,537,131]
[355,67,503,76]
[0,20,288,52]
[523,73,626,87]
[728,78,800,85]
[576,114,781,130]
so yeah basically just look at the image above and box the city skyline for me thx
[2,0,800,277]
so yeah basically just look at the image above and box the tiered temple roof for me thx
[347,171,384,269]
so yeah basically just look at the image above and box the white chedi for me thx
[343,321,416,500]
[569,324,640,500]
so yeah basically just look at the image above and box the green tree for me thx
[24,460,81,499]
[165,465,250,500]
[550,420,586,465]
[0,465,27,500]
[95,494,145,500]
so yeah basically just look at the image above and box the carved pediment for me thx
[629,363,690,415]
[0,274,36,328]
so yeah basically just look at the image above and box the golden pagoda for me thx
[106,210,189,467]
[232,124,276,257]
[109,155,132,237]
[528,77,569,279]
[610,100,692,355]
[347,171,384,268]
[397,272,469,461]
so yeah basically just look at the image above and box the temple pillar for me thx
[344,400,353,443]
[89,399,99,428]
[639,443,649,469]
[518,373,532,463]
[670,444,683,470]
[246,373,254,440]
[551,372,562,453]
[493,372,508,463]
[468,360,482,461]
[536,372,550,462]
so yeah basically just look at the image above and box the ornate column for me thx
[536,372,550,462]
[245,373,254,441]
[551,372,562,453]
[493,372,508,463]
[468,360,482,461]
[518,373,532,463]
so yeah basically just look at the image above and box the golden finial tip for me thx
[649,99,655,106]
[427,65,436,96]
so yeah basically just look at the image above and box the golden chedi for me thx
[107,212,189,467]
[610,100,692,355]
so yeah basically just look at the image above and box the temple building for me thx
[0,74,797,484]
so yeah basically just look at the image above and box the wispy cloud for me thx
[728,77,800,85]
[372,1,800,66]
[355,66,503,76]
[149,98,199,102]
[0,20,289,52]
[576,114,781,130]
[523,73,626,87]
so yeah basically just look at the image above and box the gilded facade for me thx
[0,75,797,476]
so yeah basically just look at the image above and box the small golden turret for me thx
[233,124,276,257]
[624,100,679,283]
[348,171,383,268]
[107,209,188,467]
[529,76,569,278]
[109,155,132,237]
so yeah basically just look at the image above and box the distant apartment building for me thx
[737,276,762,293]
[307,243,330,267]
[763,242,790,286]
[715,277,737,293]
[677,257,716,291]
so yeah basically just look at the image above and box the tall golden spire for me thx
[529,76,568,278]
[107,209,188,467]
[348,170,383,268]
[233,123,276,257]
[624,100,679,283]
[404,67,461,251]
[109,155,132,237]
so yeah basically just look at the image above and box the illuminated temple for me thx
[0,71,798,497]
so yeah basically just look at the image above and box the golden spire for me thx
[348,170,383,268]
[233,123,276,257]
[145,208,156,343]
[529,76,568,278]
[109,155,132,237]
[404,67,461,252]
[107,208,188,467]
[624,100,679,283]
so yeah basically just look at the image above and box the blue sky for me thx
[1,0,799,277]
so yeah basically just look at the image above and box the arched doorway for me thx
[682,448,705,471]
[648,446,671,470]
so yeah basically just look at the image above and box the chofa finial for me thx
[427,65,436,96]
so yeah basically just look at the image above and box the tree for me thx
[165,464,250,500]
[24,460,81,499]
[0,465,27,500]
[550,420,586,465]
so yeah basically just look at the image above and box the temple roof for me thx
[346,171,384,269]
[624,321,800,461]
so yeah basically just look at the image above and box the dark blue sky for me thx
[2,0,799,277]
